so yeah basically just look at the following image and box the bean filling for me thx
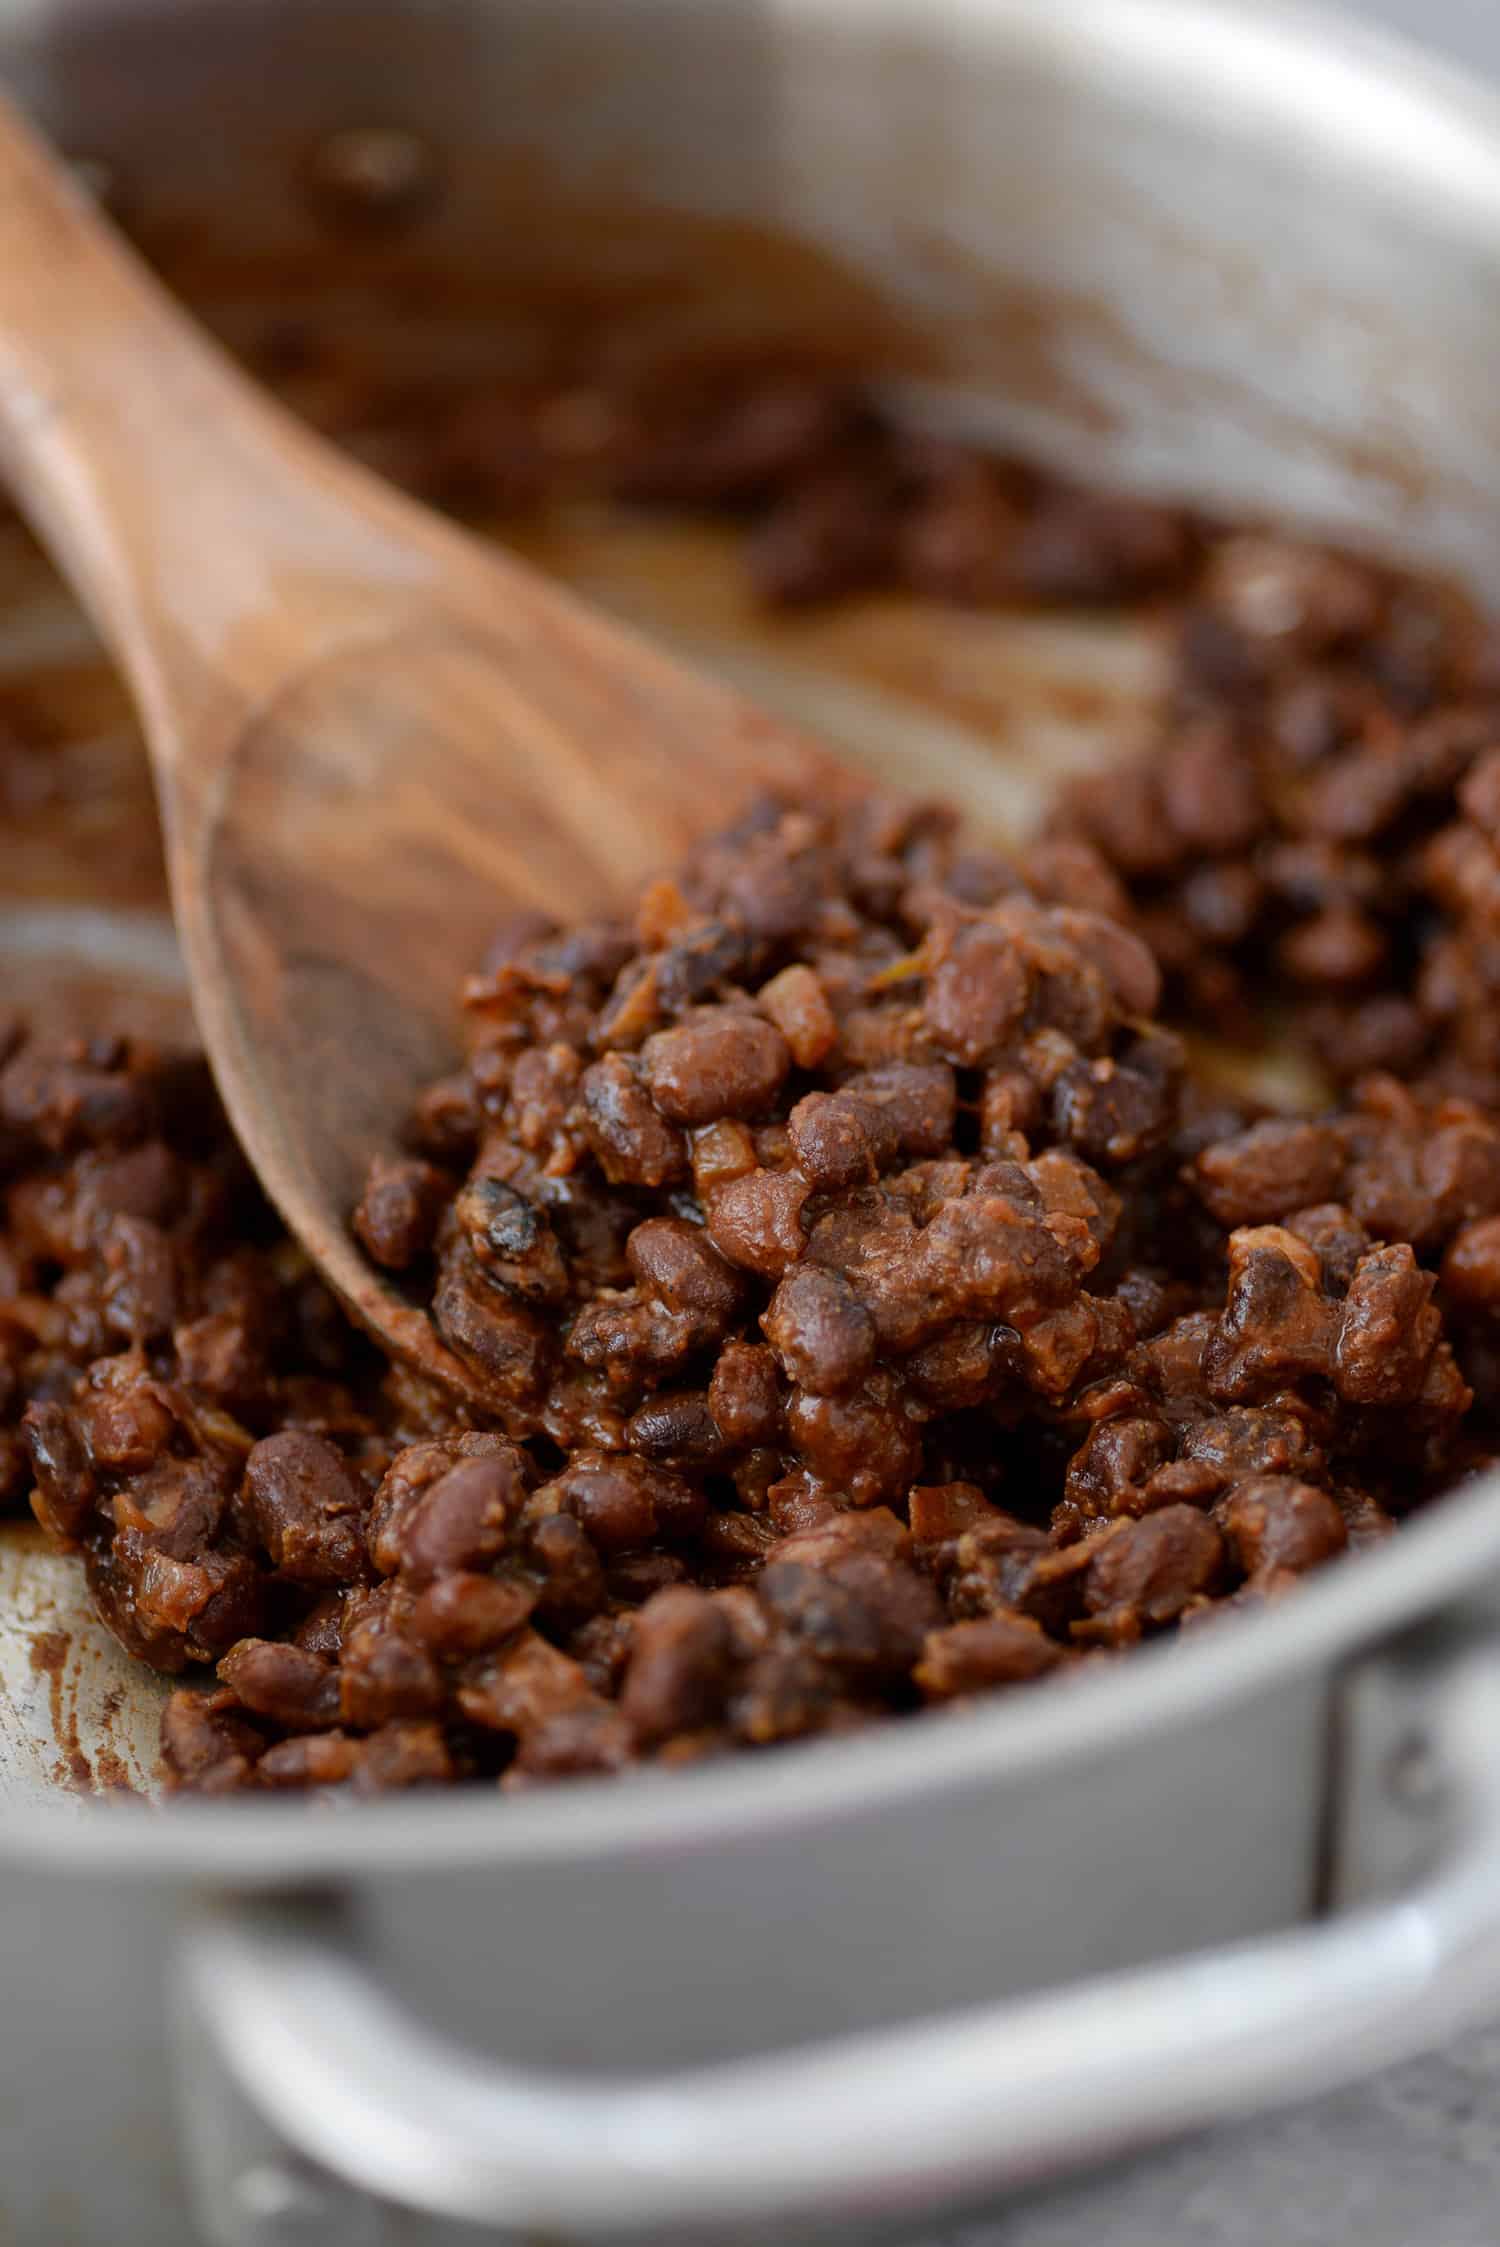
[7,372,1500,1796]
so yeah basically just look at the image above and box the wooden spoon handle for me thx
[0,93,441,739]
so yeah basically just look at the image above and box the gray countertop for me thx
[941,2029,1500,2246]
[933,5,1500,2242]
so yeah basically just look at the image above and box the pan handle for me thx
[180,1642,1500,2242]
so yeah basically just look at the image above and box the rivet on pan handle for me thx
[175,1639,1500,2244]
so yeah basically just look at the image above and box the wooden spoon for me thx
[0,97,855,1404]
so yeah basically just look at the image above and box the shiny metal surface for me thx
[4,0,1500,2241]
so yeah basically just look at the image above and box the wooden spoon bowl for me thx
[0,97,856,1402]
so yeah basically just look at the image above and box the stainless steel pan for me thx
[8,3,1500,2243]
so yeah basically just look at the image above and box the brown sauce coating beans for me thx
[6,360,1500,1795]
[134,777,1492,1787]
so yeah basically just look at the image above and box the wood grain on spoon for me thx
[0,96,856,1402]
